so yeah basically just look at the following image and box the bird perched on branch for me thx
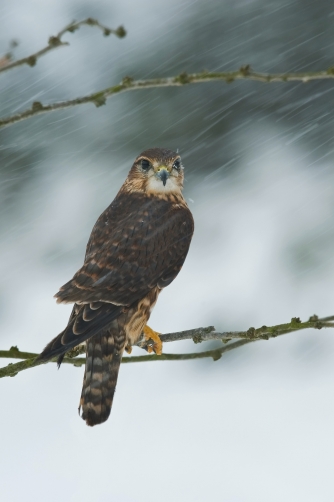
[38,148,194,426]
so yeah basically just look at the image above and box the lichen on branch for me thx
[1,67,334,129]
[1,17,334,129]
[0,315,333,379]
[0,18,126,75]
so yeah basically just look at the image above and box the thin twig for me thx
[0,314,332,379]
[1,66,334,129]
[0,18,126,76]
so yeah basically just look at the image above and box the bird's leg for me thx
[124,343,132,354]
[143,325,163,355]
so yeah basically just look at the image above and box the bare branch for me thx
[0,314,332,379]
[0,18,126,76]
[1,67,334,129]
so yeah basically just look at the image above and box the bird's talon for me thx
[124,344,132,354]
[143,325,163,355]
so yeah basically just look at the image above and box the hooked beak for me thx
[155,166,170,186]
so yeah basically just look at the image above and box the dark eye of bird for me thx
[173,159,181,170]
[141,159,151,171]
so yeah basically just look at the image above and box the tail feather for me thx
[80,322,126,426]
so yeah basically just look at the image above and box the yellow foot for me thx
[124,344,132,354]
[143,325,162,355]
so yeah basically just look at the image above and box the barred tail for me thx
[80,324,125,427]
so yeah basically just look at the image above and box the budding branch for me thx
[1,19,334,129]
[0,315,333,379]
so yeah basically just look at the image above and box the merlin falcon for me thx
[38,148,194,426]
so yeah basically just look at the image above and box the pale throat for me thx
[146,175,182,195]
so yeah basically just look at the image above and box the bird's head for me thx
[125,148,184,196]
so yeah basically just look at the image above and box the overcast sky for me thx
[1,1,334,501]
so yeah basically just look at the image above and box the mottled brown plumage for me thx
[38,148,194,426]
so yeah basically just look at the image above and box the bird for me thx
[38,147,194,426]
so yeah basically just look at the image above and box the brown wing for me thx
[55,192,194,306]
[38,301,122,362]
[38,192,193,362]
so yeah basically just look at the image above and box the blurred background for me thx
[1,0,334,501]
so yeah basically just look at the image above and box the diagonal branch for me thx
[1,66,334,129]
[0,18,126,75]
[0,314,333,379]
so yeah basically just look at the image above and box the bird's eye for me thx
[141,159,151,171]
[173,159,181,171]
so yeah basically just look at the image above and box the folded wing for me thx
[38,192,193,362]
